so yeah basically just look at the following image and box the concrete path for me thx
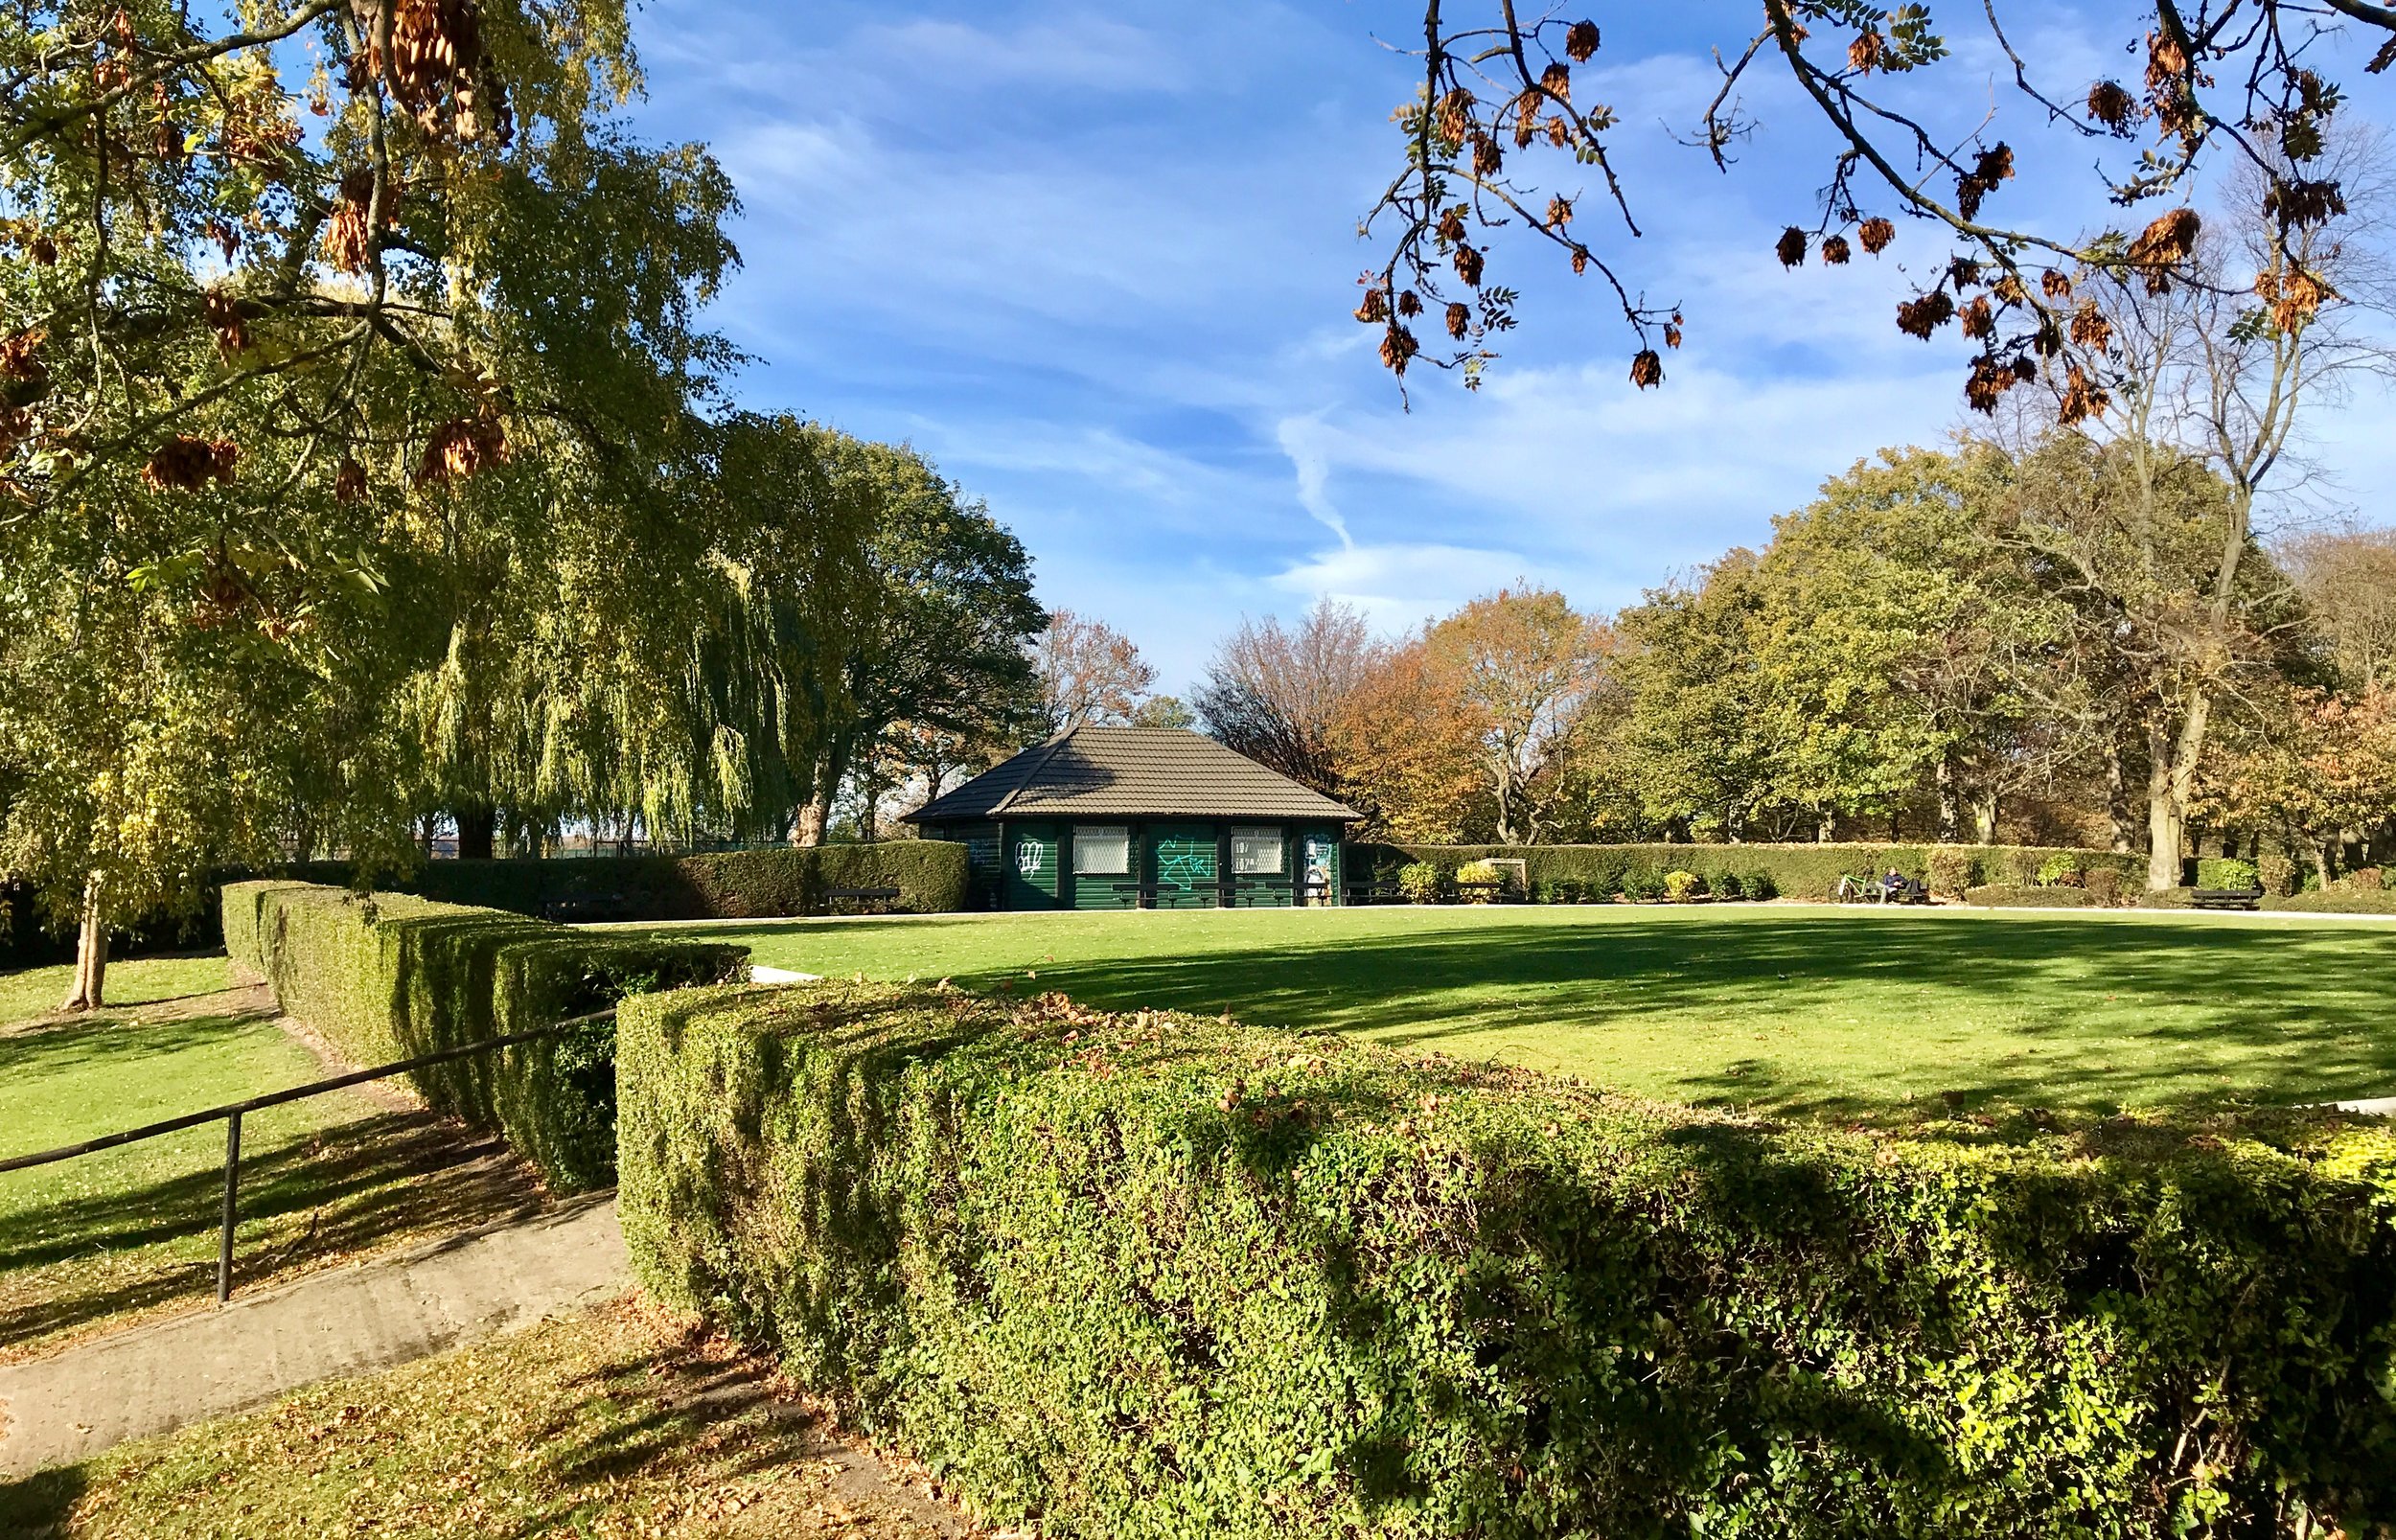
[0,1194,627,1477]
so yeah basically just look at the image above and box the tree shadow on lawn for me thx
[0,1108,546,1358]
[748,912,2392,1120]
[0,1006,274,1086]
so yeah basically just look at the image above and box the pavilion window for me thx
[1231,825,1284,875]
[1072,825,1131,876]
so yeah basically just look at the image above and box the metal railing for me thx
[0,1010,612,1303]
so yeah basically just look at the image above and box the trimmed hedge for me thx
[1965,885,2096,908]
[226,881,746,1190]
[2264,890,2396,915]
[1354,842,2144,904]
[621,982,2396,1539]
[288,840,972,923]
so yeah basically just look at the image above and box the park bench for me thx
[1345,880,1405,905]
[1837,877,1929,906]
[1453,879,1517,903]
[542,893,634,924]
[824,885,902,915]
[1108,880,1200,909]
[2192,887,2262,911]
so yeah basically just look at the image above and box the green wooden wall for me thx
[1002,822,1060,910]
[1150,823,1217,908]
[969,818,1350,909]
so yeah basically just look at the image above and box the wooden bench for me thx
[824,885,902,915]
[1106,881,1181,909]
[1453,879,1517,903]
[542,893,634,924]
[1345,881,1405,905]
[2192,887,2262,911]
[1837,878,1929,906]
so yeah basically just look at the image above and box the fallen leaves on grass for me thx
[9,1296,967,1538]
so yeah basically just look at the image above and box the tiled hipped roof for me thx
[906,726,1358,823]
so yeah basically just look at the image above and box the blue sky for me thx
[627,1,2396,690]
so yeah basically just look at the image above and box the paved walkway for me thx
[0,1195,628,1477]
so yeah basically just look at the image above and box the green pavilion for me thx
[905,725,1360,909]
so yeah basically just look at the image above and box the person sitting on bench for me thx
[1881,868,1908,901]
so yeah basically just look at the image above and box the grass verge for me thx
[0,1296,962,1539]
[634,905,2396,1119]
[0,961,545,1361]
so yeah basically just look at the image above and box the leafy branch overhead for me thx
[1368,0,2374,408]
[0,0,739,620]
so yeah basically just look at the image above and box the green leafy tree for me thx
[0,0,739,1001]
[794,437,1044,845]
[1755,445,2073,842]
[1616,553,1786,839]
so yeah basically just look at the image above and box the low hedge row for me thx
[225,881,746,1190]
[620,981,2396,1539]
[2265,890,2396,916]
[1965,885,2095,908]
[4,842,970,968]
[288,840,972,923]
[1355,842,2144,904]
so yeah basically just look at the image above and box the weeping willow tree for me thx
[360,420,1030,862]
[388,414,874,851]
[0,0,740,1005]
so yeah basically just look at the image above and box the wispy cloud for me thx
[621,0,2396,694]
[1275,415,1355,550]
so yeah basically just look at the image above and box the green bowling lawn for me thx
[627,904,2396,1121]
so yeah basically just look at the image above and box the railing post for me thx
[217,1111,242,1303]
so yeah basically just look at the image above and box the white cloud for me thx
[1271,540,1536,632]
[1274,415,1355,549]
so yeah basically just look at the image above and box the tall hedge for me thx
[1354,842,2146,903]
[225,881,746,1191]
[619,982,2396,1539]
[287,839,972,922]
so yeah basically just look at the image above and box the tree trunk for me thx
[2145,723,2185,891]
[455,805,496,862]
[2310,843,2335,891]
[794,743,845,847]
[1815,809,1834,843]
[1934,759,1960,844]
[2147,691,2214,891]
[1970,793,1998,845]
[2106,749,2135,854]
[58,880,109,1013]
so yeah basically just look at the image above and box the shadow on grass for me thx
[0,1006,270,1077]
[0,1466,82,1537]
[705,911,2396,1118]
[0,1107,545,1352]
[0,1308,838,1540]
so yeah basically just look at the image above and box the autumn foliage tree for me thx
[1420,587,1613,843]
[1033,610,1160,736]
[1365,2,2375,418]
[1194,600,1385,796]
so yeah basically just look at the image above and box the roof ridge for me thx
[987,726,1075,816]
